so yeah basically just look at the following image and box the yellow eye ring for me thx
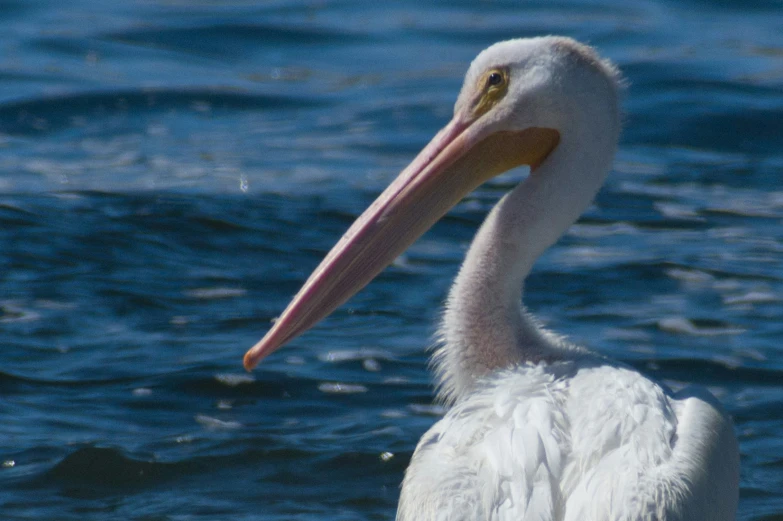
[473,68,509,117]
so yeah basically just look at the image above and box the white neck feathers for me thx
[433,110,620,404]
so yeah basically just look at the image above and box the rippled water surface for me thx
[1,0,782,519]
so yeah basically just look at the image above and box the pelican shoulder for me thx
[399,361,738,521]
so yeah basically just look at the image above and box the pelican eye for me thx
[487,71,504,88]
[473,68,508,117]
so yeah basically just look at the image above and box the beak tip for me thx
[243,332,283,371]
[243,340,268,372]
[243,350,258,372]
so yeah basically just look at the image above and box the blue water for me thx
[1,0,781,519]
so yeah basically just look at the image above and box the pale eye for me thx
[487,71,504,88]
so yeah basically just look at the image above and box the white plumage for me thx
[243,36,740,521]
[399,363,738,520]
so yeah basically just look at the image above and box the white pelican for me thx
[243,37,740,520]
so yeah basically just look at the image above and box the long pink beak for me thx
[243,113,558,370]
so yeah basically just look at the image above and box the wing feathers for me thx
[397,363,737,521]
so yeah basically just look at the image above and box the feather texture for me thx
[399,362,738,521]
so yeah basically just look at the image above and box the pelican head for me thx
[244,36,622,369]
